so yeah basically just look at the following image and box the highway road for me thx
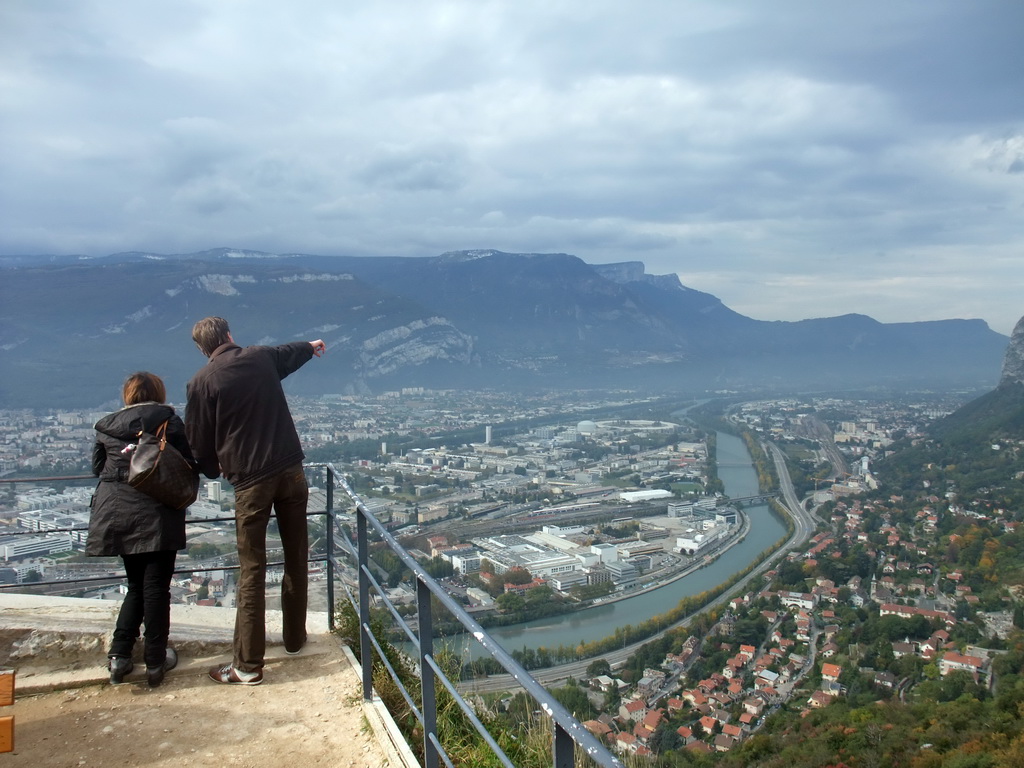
[765,440,819,540]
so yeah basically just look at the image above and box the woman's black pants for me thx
[109,550,177,669]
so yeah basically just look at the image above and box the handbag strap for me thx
[136,419,171,452]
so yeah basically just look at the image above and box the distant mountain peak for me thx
[98,247,289,262]
[1000,314,1024,386]
[437,249,577,263]
[593,261,692,293]
[438,249,503,261]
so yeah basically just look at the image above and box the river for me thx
[465,431,787,657]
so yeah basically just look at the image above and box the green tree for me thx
[187,542,220,560]
[496,592,525,613]
[502,567,533,586]
[649,721,682,754]
[551,681,596,721]
[603,683,621,711]
[424,556,454,579]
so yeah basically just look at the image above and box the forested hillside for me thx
[708,385,1024,768]
[876,381,1024,512]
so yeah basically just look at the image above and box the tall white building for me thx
[206,481,223,502]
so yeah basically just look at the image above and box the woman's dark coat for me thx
[87,402,195,557]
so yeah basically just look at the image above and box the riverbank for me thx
[585,506,752,609]
[469,507,751,634]
[454,432,788,662]
[460,434,805,691]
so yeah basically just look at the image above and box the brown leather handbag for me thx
[127,420,199,510]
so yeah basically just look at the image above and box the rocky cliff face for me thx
[358,317,474,378]
[594,261,685,291]
[1000,315,1024,385]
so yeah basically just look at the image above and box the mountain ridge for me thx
[0,249,1010,408]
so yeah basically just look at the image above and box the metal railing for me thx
[0,473,331,598]
[2,467,625,768]
[321,463,624,768]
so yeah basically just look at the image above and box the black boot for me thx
[108,655,134,685]
[147,647,178,688]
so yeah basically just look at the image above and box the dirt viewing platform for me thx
[0,593,411,768]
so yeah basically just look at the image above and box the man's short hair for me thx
[192,316,232,357]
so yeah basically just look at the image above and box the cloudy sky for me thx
[2,2,1022,334]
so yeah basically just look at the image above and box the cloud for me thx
[171,177,251,215]
[0,0,1022,334]
[355,144,469,192]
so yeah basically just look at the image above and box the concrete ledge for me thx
[0,592,330,695]
[340,644,421,768]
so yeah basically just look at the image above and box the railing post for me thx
[356,505,373,702]
[553,722,573,768]
[417,575,440,768]
[325,466,336,631]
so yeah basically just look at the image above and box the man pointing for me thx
[186,316,325,685]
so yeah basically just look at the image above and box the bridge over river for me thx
[725,492,779,505]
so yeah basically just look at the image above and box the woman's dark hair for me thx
[122,371,167,406]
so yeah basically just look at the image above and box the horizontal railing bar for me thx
[0,555,329,590]
[0,475,95,483]
[0,573,127,589]
[1,509,332,537]
[332,528,358,558]
[0,472,336,587]
[423,652,517,768]
[359,562,422,649]
[2,527,91,536]
[361,620,423,724]
[335,581,358,618]
[333,517,428,650]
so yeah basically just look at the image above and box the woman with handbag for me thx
[87,371,197,687]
